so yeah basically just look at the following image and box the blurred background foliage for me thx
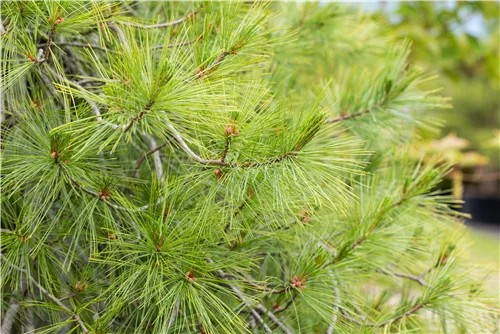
[357,1,499,289]
[374,1,499,168]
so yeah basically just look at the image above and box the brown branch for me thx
[38,42,110,53]
[152,33,205,50]
[349,196,406,253]
[220,136,231,163]
[377,269,429,287]
[273,294,297,314]
[325,97,388,124]
[0,228,17,235]
[341,302,426,328]
[134,143,168,176]
[378,303,426,327]
[118,9,199,29]
[1,298,20,334]
[3,260,89,333]
[31,22,60,65]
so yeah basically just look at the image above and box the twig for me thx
[38,39,201,53]
[145,134,163,181]
[377,303,426,327]
[38,42,111,53]
[134,143,168,176]
[220,136,231,163]
[3,261,89,333]
[110,25,130,52]
[377,269,429,287]
[152,34,204,50]
[326,273,341,334]
[340,301,426,328]
[166,121,227,166]
[273,294,297,314]
[117,9,199,29]
[1,299,21,334]
[325,97,387,124]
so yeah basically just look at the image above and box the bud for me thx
[98,189,111,200]
[290,275,306,289]
[107,233,118,240]
[213,169,222,182]
[75,281,88,292]
[225,125,234,136]
[185,271,197,281]
[299,209,312,223]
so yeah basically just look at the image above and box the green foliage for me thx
[1,1,497,333]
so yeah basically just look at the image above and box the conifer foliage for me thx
[1,2,497,333]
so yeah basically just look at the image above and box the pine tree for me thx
[1,2,497,333]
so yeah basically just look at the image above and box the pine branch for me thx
[145,134,163,181]
[345,195,407,257]
[110,25,130,52]
[377,303,426,327]
[117,9,199,29]
[38,42,111,53]
[377,268,429,287]
[220,136,231,163]
[1,298,20,334]
[341,302,426,328]
[326,274,341,334]
[2,260,90,333]
[134,142,168,176]
[207,258,294,334]
[325,93,389,124]
[272,293,297,314]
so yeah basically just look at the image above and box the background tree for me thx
[1,1,497,333]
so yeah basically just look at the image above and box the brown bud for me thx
[64,160,69,164]
[185,271,197,281]
[299,209,311,223]
[290,275,306,289]
[213,169,222,182]
[107,233,118,240]
[302,217,312,224]
[51,151,58,159]
[27,56,36,63]
[54,17,64,25]
[75,281,88,291]
[225,125,234,136]
[232,128,240,136]
[98,189,111,200]
[30,101,41,111]
[196,68,204,79]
